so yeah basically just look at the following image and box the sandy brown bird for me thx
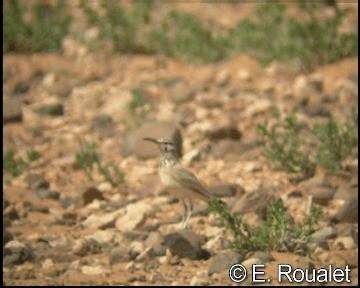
[144,137,213,228]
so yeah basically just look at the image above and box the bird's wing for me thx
[169,165,212,200]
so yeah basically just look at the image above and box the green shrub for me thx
[257,112,315,174]
[312,116,358,172]
[4,0,71,53]
[258,110,358,174]
[76,141,125,187]
[4,149,41,177]
[209,198,321,255]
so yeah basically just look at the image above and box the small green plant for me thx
[80,0,153,54]
[208,198,321,255]
[258,109,358,175]
[75,141,125,187]
[312,116,358,172]
[4,0,72,53]
[4,149,41,177]
[257,111,315,175]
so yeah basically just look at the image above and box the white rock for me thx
[42,258,54,269]
[5,240,25,249]
[333,236,356,250]
[183,149,201,166]
[97,182,112,193]
[87,230,116,244]
[115,202,151,232]
[236,69,252,81]
[242,257,261,270]
[81,265,110,276]
[293,74,324,97]
[189,276,209,286]
[82,209,124,229]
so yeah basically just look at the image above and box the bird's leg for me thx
[183,198,193,229]
[181,199,188,228]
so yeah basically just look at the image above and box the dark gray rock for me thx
[145,232,166,257]
[332,195,358,223]
[27,174,50,191]
[308,187,336,205]
[109,245,131,264]
[205,126,241,141]
[3,229,13,245]
[208,251,244,276]
[81,187,105,206]
[3,241,34,266]
[35,102,64,116]
[164,229,210,260]
[3,94,23,123]
[35,189,60,200]
[249,251,274,263]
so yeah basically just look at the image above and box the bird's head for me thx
[143,137,176,154]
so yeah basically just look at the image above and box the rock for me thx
[109,245,131,264]
[42,258,54,269]
[164,230,210,260]
[27,174,50,191]
[73,238,101,256]
[35,189,60,200]
[60,196,75,209]
[293,74,324,98]
[334,178,358,200]
[236,69,252,81]
[3,240,34,266]
[210,184,245,198]
[81,187,105,206]
[4,205,20,221]
[3,94,23,123]
[35,102,64,116]
[97,182,113,193]
[308,187,336,205]
[332,194,358,223]
[87,230,116,245]
[215,69,230,86]
[242,257,261,270]
[3,229,13,245]
[298,173,331,190]
[145,232,167,257]
[123,122,182,159]
[208,251,244,276]
[82,209,124,229]
[302,106,331,118]
[189,276,209,286]
[182,149,201,165]
[26,204,50,213]
[81,264,110,276]
[310,226,337,245]
[249,251,274,263]
[333,236,356,250]
[12,80,30,94]
[3,198,10,209]
[205,126,241,141]
[231,190,274,219]
[211,139,243,159]
[176,106,196,127]
[115,202,151,232]
[91,114,115,135]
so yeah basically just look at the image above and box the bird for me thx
[144,137,214,228]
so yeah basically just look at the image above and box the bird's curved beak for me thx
[143,137,159,144]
